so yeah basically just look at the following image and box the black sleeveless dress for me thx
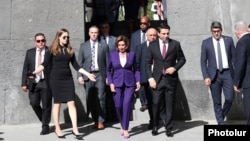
[43,47,80,103]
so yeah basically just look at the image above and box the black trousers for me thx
[151,75,178,130]
[29,80,52,127]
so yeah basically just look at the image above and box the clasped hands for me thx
[109,82,141,93]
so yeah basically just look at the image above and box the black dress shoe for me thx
[40,127,49,135]
[72,131,82,139]
[140,105,148,112]
[166,130,174,137]
[151,126,158,136]
[148,123,153,130]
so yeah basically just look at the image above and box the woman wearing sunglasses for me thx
[33,28,95,139]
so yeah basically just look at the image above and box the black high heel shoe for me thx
[72,131,82,139]
[55,131,65,138]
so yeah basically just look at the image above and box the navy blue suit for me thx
[234,33,250,125]
[200,35,235,125]
[130,29,145,52]
[136,42,153,121]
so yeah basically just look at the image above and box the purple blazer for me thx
[107,50,140,87]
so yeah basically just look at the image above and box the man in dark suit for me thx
[201,21,235,125]
[130,16,150,112]
[233,21,250,125]
[77,25,109,129]
[146,23,186,137]
[130,16,150,52]
[21,33,52,135]
[136,27,158,129]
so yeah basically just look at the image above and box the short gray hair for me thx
[235,21,248,32]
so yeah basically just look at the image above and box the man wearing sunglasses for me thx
[130,16,150,113]
[130,16,150,52]
[21,33,52,135]
[200,21,235,125]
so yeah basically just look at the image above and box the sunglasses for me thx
[140,22,148,25]
[36,39,45,43]
[63,36,70,40]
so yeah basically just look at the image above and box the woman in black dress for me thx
[33,28,95,139]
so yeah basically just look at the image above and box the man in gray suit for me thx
[200,21,235,125]
[77,25,109,129]
[234,21,250,125]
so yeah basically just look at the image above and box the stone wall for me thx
[1,0,250,125]
[0,0,86,125]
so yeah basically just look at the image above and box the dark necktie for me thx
[162,41,167,59]
[217,40,223,72]
[162,41,167,75]
[91,42,95,71]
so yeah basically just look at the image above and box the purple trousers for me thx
[113,86,135,130]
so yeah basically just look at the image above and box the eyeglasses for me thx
[36,39,45,43]
[140,22,148,25]
[212,30,221,33]
[63,36,70,40]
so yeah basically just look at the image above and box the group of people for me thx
[21,14,186,139]
[201,21,250,126]
[21,15,250,140]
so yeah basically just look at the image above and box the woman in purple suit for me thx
[107,35,140,139]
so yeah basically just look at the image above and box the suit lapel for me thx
[114,51,122,68]
[97,42,102,63]
[208,38,216,59]
[222,36,229,55]
[142,42,147,56]
[137,31,141,43]
[124,52,130,68]
[86,40,91,52]
[155,40,162,59]
[166,40,172,59]
[87,41,92,59]
[31,48,37,69]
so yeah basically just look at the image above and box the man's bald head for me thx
[146,27,158,42]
